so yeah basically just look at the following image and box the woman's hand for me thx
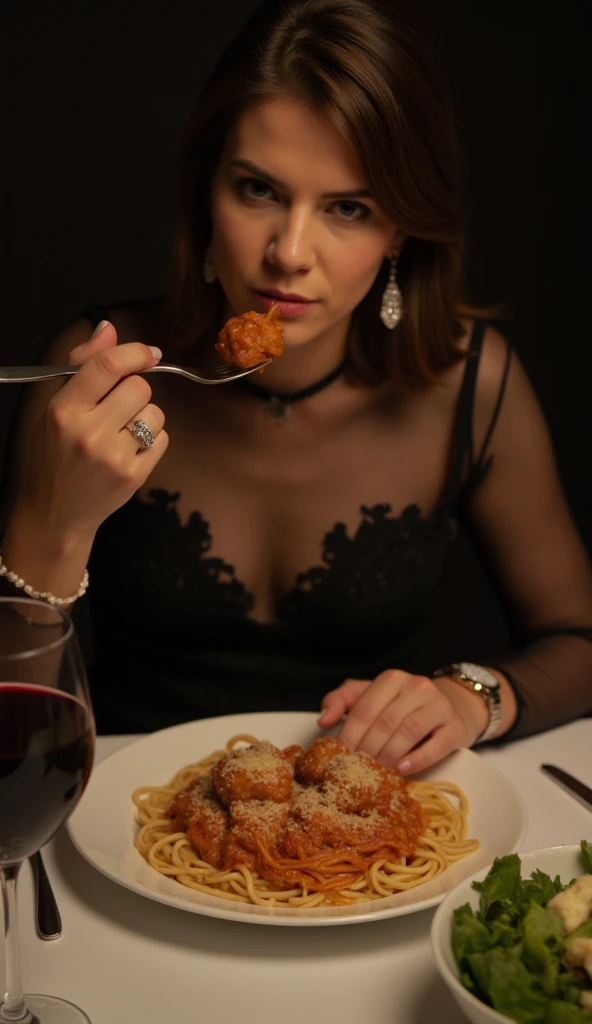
[318,670,489,775]
[18,321,169,542]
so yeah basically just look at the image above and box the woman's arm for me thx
[459,328,592,737]
[1,320,100,602]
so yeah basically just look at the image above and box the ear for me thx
[387,228,407,258]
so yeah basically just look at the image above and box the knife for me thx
[30,851,62,940]
[540,764,592,812]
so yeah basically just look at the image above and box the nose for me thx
[266,205,316,273]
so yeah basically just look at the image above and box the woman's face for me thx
[210,96,402,353]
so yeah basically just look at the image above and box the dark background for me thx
[0,0,589,666]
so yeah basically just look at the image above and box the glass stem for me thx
[0,863,31,1023]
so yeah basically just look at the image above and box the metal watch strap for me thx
[432,662,502,743]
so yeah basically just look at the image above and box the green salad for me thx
[452,839,592,1023]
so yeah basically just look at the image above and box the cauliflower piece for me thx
[548,875,592,934]
[565,936,592,979]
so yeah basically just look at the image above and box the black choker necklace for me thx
[234,355,348,420]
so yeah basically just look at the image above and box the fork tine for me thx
[210,360,271,381]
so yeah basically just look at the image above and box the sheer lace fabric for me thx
[88,489,458,731]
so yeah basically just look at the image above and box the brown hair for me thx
[167,0,481,387]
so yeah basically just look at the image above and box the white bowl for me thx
[430,844,586,1024]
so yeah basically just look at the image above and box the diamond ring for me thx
[128,419,154,449]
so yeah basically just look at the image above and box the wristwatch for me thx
[433,662,502,743]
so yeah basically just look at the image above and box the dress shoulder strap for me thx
[472,339,512,472]
[446,319,513,503]
[446,319,488,499]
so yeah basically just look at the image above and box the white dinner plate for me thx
[68,711,527,926]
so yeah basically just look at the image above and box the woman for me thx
[2,0,591,772]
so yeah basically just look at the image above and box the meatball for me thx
[172,775,228,869]
[283,784,388,854]
[212,741,293,806]
[169,772,215,826]
[322,752,393,815]
[282,745,304,769]
[295,737,349,786]
[226,798,290,862]
[215,309,284,369]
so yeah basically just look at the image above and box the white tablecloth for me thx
[1,720,591,1024]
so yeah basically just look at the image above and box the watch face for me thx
[456,663,500,690]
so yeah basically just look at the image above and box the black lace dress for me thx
[76,311,592,737]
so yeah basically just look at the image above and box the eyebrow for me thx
[230,159,372,200]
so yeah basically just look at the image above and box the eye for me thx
[236,177,276,202]
[332,200,371,222]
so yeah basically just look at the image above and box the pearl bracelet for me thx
[0,551,89,607]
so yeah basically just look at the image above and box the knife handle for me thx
[30,851,62,940]
[540,763,592,812]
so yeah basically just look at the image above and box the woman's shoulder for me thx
[456,317,539,475]
[431,318,509,407]
[469,319,515,446]
[428,318,514,459]
[440,316,510,398]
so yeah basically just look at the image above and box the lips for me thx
[254,290,318,319]
[257,290,315,303]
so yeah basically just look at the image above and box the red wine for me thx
[0,683,94,865]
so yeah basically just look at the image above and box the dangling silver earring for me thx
[380,254,402,329]
[203,243,217,284]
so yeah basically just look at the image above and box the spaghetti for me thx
[133,735,479,908]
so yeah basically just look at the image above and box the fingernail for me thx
[91,319,110,337]
[149,346,162,361]
[317,709,329,726]
[397,759,411,775]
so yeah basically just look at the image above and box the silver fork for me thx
[0,360,272,385]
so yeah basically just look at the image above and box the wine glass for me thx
[0,597,95,1024]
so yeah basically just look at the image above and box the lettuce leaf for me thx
[452,903,491,966]
[468,946,548,1022]
[522,903,564,995]
[581,840,592,875]
[472,853,522,919]
[557,970,590,1006]
[521,870,567,910]
[545,1002,592,1023]
[488,913,518,948]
